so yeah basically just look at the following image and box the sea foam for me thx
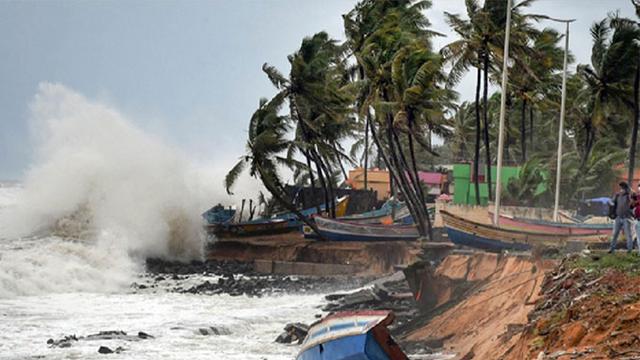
[0,83,226,297]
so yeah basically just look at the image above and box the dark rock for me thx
[155,276,165,282]
[198,326,231,336]
[98,346,113,354]
[137,331,154,339]
[275,323,308,344]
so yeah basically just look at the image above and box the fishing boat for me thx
[297,310,408,360]
[339,200,400,224]
[307,216,419,242]
[488,211,612,236]
[207,196,349,238]
[201,205,236,225]
[441,210,608,252]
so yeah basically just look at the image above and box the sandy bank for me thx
[402,252,557,359]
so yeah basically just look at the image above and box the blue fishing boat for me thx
[297,310,408,360]
[202,205,236,225]
[306,216,419,242]
[207,197,349,238]
[441,210,608,252]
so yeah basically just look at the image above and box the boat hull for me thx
[313,217,419,242]
[206,219,293,237]
[209,197,350,238]
[297,311,407,360]
[441,210,608,252]
[489,212,612,236]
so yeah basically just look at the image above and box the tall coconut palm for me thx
[345,0,441,239]
[610,9,640,184]
[262,32,355,217]
[224,96,320,234]
[578,18,637,167]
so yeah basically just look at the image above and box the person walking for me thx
[609,181,634,253]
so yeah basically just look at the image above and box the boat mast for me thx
[493,0,513,225]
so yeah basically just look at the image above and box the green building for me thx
[452,163,521,205]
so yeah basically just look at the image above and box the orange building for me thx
[346,167,447,201]
[346,168,390,201]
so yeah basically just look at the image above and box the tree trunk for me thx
[317,153,337,218]
[474,65,482,205]
[304,150,321,213]
[330,142,348,181]
[364,112,370,191]
[482,49,492,201]
[312,150,331,216]
[257,166,323,238]
[388,126,427,236]
[529,106,534,150]
[369,112,427,237]
[239,199,245,222]
[628,60,640,186]
[521,99,527,163]
[408,113,433,240]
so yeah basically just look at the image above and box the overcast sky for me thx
[0,0,637,180]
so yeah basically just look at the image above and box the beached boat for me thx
[488,211,612,236]
[441,210,609,252]
[207,196,349,238]
[202,205,236,225]
[308,216,419,242]
[297,310,408,360]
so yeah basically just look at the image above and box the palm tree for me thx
[443,0,539,202]
[578,18,637,168]
[510,27,566,163]
[262,32,355,217]
[345,0,442,239]
[224,96,320,234]
[610,8,640,184]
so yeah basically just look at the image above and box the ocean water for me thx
[0,183,331,360]
[0,85,327,359]
[0,84,451,359]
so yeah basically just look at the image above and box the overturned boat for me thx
[297,310,408,360]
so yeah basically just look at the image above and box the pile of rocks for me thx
[323,273,418,331]
[142,258,372,297]
[47,330,155,354]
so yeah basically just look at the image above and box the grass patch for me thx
[568,252,640,274]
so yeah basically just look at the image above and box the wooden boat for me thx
[201,205,235,225]
[488,211,612,236]
[308,216,419,242]
[297,310,408,360]
[441,210,609,252]
[207,196,349,238]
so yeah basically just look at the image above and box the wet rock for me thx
[97,346,125,354]
[47,335,78,348]
[98,346,113,354]
[137,331,154,339]
[198,326,231,336]
[275,323,308,344]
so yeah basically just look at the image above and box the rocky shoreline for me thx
[139,258,373,297]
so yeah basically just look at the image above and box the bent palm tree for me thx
[224,96,321,235]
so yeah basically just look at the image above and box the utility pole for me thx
[493,0,513,225]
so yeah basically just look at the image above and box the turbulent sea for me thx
[0,84,327,359]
